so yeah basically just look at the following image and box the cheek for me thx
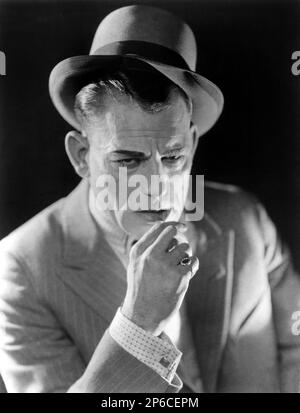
[183,151,194,172]
[172,172,190,201]
[88,151,111,193]
[89,151,128,211]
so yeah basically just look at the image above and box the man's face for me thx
[85,89,198,239]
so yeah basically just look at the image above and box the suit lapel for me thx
[185,215,235,393]
[59,246,127,326]
[57,179,127,326]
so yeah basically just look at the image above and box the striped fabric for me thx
[0,179,299,392]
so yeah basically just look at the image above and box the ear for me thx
[190,122,200,158]
[65,130,90,178]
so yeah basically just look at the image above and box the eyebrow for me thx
[161,146,185,156]
[110,150,149,158]
[110,146,185,158]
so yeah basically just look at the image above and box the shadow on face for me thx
[66,74,199,239]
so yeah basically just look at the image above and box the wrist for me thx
[120,305,162,336]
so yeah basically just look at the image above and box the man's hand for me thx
[121,222,199,336]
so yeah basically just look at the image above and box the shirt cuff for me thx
[109,307,182,383]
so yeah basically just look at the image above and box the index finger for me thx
[133,221,186,256]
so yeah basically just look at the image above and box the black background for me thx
[0,0,300,267]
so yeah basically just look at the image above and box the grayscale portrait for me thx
[0,0,299,394]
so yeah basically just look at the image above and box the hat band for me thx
[92,40,190,71]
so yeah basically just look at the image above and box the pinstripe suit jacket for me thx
[0,179,300,393]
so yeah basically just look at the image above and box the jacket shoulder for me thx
[0,197,66,268]
[203,181,262,231]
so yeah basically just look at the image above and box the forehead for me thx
[87,92,192,151]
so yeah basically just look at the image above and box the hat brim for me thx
[49,55,224,137]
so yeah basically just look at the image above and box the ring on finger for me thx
[178,256,192,266]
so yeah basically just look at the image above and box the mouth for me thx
[135,209,171,222]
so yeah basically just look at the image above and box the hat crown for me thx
[90,5,197,71]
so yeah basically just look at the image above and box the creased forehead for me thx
[93,90,190,128]
[85,90,192,149]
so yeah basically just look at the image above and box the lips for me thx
[136,209,171,222]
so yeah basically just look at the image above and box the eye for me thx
[162,155,185,164]
[113,159,141,168]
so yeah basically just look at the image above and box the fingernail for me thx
[178,227,188,233]
[176,222,186,227]
[176,223,187,232]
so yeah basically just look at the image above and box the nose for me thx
[141,157,169,200]
[145,156,160,179]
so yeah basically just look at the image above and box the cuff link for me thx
[159,356,171,368]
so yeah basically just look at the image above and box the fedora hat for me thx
[49,5,224,137]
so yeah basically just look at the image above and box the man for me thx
[0,4,300,393]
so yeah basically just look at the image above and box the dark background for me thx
[0,0,300,267]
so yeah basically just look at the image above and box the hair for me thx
[74,67,192,129]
